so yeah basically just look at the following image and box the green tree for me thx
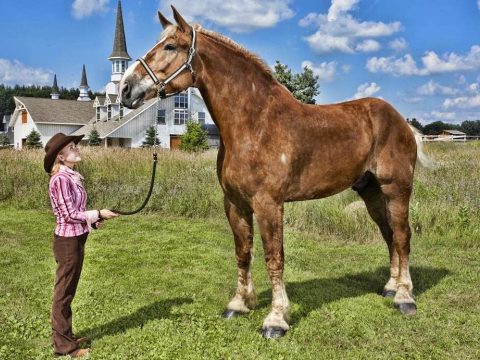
[180,121,209,152]
[406,118,424,133]
[273,60,320,104]
[87,128,101,146]
[423,121,462,135]
[0,133,10,147]
[142,126,160,147]
[460,120,480,136]
[25,129,42,149]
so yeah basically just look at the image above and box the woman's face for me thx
[58,141,81,165]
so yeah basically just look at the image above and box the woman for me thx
[44,133,118,358]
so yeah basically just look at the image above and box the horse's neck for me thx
[195,33,287,141]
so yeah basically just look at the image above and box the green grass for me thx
[0,207,479,359]
[1,142,479,358]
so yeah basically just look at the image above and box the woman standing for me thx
[44,133,118,358]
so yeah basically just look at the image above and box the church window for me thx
[96,107,100,121]
[174,109,188,125]
[197,112,205,125]
[174,93,188,109]
[107,105,111,120]
[157,109,166,124]
[119,105,124,119]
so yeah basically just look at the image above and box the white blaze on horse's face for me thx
[120,24,193,109]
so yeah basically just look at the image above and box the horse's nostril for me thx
[122,82,131,99]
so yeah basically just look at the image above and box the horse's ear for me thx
[158,11,173,29]
[171,6,191,33]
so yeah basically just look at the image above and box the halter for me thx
[137,28,197,99]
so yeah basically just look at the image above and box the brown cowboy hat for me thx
[44,133,84,173]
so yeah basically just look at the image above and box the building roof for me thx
[442,129,466,135]
[109,0,131,60]
[72,98,157,138]
[51,74,59,94]
[201,124,219,136]
[13,97,95,125]
[107,94,118,104]
[80,64,89,87]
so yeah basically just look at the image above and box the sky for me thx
[1,0,480,124]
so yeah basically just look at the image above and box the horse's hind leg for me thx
[353,173,398,297]
[223,197,256,318]
[383,186,416,315]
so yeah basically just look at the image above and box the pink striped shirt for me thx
[49,165,98,237]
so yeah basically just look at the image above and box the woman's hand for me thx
[100,209,119,220]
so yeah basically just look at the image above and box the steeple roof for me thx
[80,64,89,88]
[109,0,131,60]
[51,74,59,94]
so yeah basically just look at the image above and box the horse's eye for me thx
[164,44,176,51]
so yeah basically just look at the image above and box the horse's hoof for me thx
[395,302,417,316]
[261,327,287,339]
[222,309,243,319]
[382,290,396,298]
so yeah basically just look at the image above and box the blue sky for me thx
[1,0,480,124]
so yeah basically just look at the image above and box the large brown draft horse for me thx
[121,7,426,338]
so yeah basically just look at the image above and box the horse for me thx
[120,6,426,338]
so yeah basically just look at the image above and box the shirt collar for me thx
[59,165,84,182]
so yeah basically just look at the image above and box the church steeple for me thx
[77,64,91,101]
[109,0,131,60]
[51,74,60,100]
[106,0,131,94]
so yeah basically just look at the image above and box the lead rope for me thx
[110,91,160,215]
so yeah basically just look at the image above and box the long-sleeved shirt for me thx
[48,165,99,237]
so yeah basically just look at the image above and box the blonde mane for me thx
[193,24,274,77]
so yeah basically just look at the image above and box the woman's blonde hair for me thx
[50,157,63,176]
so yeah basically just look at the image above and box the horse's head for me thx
[120,6,196,109]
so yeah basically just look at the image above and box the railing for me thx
[421,135,480,142]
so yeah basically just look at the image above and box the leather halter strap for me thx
[137,28,197,99]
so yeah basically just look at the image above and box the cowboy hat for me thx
[44,133,84,173]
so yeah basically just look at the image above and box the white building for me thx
[9,0,217,150]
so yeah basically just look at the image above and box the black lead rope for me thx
[110,153,158,215]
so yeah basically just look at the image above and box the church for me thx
[9,0,217,149]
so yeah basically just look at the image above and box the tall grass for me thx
[1,142,479,246]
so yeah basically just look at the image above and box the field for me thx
[0,143,479,359]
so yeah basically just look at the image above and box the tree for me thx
[0,133,10,147]
[87,128,101,146]
[460,120,480,136]
[25,129,42,149]
[406,118,424,133]
[179,121,209,152]
[142,126,160,147]
[273,60,320,104]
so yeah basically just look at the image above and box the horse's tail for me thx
[408,124,434,168]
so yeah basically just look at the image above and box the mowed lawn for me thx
[0,206,479,359]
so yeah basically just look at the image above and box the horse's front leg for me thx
[223,197,256,318]
[253,196,290,338]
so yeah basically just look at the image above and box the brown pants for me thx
[51,232,88,355]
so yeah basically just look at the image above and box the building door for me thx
[170,135,182,149]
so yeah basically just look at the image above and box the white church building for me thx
[9,0,217,150]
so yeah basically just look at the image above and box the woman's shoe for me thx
[69,348,91,358]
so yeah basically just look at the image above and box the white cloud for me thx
[299,2,401,54]
[158,0,294,32]
[389,37,408,52]
[469,83,479,93]
[327,0,359,21]
[341,64,352,73]
[356,39,380,52]
[302,60,337,82]
[305,33,354,53]
[353,82,381,99]
[366,54,427,76]
[417,80,460,96]
[367,46,480,76]
[72,0,109,19]
[443,94,480,109]
[478,0,480,11]
[0,59,52,86]
[430,110,457,120]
